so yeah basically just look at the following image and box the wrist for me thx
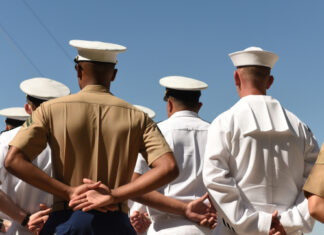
[21,213,30,227]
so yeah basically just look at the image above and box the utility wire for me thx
[22,0,73,63]
[0,22,44,76]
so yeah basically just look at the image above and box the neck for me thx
[239,88,266,98]
[80,78,110,91]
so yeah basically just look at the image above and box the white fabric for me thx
[147,214,211,235]
[132,110,211,234]
[159,76,208,91]
[229,47,279,68]
[20,78,70,100]
[0,108,29,121]
[0,127,53,235]
[133,105,156,119]
[203,95,318,235]
[70,40,127,63]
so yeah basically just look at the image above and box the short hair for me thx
[164,88,201,109]
[238,66,271,78]
[26,95,46,108]
[5,118,25,128]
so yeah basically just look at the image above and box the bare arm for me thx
[5,146,97,201]
[0,189,27,224]
[307,194,324,223]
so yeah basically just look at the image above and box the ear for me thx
[111,69,118,82]
[76,64,82,80]
[234,70,241,88]
[167,98,173,113]
[266,75,274,89]
[196,102,203,113]
[24,103,33,115]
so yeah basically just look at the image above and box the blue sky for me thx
[0,1,323,233]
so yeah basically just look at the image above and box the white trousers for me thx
[147,215,213,235]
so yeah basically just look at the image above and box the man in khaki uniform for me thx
[303,144,324,223]
[4,40,178,235]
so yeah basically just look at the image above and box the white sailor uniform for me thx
[135,110,212,235]
[203,95,318,235]
[0,127,52,235]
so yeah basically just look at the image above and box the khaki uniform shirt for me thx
[304,143,324,197]
[10,85,171,213]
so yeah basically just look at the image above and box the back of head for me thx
[238,66,271,87]
[164,88,201,109]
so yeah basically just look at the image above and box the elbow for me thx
[308,195,324,223]
[4,153,15,173]
[167,160,179,181]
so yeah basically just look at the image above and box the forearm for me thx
[0,190,27,223]
[111,152,178,203]
[134,191,186,217]
[5,146,71,200]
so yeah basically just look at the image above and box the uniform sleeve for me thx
[279,125,318,233]
[9,105,49,161]
[0,143,9,183]
[203,117,272,235]
[303,143,324,197]
[134,154,150,175]
[139,116,172,166]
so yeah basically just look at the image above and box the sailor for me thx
[5,40,178,235]
[128,105,155,234]
[203,47,319,235]
[130,76,217,235]
[0,107,29,133]
[0,77,70,234]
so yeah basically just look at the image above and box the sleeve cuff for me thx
[258,211,273,234]
[303,164,324,197]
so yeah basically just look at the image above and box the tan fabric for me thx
[303,143,324,197]
[10,85,171,213]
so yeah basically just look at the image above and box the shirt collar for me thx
[169,110,199,119]
[80,85,110,94]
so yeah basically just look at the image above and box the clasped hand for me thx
[68,178,118,213]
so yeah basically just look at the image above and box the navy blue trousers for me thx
[40,210,136,235]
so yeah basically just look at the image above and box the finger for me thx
[87,181,101,190]
[39,203,49,210]
[272,210,278,218]
[73,202,93,211]
[95,207,108,213]
[69,194,87,206]
[200,218,208,226]
[197,193,209,203]
[82,204,99,212]
[37,208,52,216]
[83,178,96,184]
[69,198,88,208]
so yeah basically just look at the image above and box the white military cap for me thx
[229,46,279,68]
[134,105,156,119]
[159,76,208,91]
[0,107,29,121]
[70,40,127,64]
[20,77,70,100]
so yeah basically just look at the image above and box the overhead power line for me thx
[22,0,73,63]
[0,22,44,76]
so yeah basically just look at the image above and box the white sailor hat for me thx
[70,40,127,64]
[20,77,70,100]
[159,76,208,91]
[0,107,29,121]
[229,46,279,68]
[133,105,156,119]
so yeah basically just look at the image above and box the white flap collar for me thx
[232,95,294,136]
